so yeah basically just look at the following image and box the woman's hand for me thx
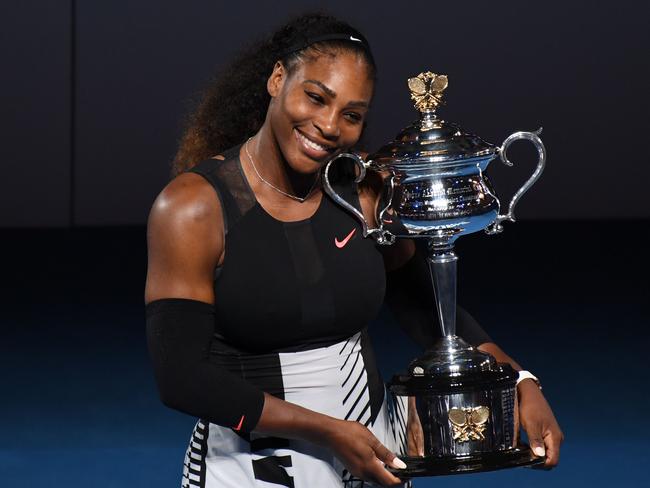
[477,343,564,468]
[256,395,405,486]
[518,380,564,468]
[324,418,406,486]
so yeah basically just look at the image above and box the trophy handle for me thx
[485,128,546,235]
[322,153,395,245]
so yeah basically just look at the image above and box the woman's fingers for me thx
[367,458,404,486]
[543,428,563,467]
[370,437,406,470]
[366,437,406,485]
[527,421,564,468]
[529,436,546,458]
[517,386,563,468]
[526,419,548,460]
[327,420,406,485]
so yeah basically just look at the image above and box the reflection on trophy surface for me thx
[323,71,546,476]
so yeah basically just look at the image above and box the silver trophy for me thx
[322,72,546,476]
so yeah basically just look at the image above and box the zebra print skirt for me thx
[181,330,409,487]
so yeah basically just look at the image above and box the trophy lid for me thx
[369,72,496,168]
[389,336,519,395]
[411,335,498,376]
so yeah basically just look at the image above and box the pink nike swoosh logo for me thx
[335,228,357,249]
[383,218,393,224]
[233,415,245,431]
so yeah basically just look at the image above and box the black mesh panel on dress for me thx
[186,144,256,237]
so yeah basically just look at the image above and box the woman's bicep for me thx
[145,173,224,305]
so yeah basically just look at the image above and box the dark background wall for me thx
[2,0,649,228]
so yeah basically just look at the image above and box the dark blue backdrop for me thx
[1,223,648,486]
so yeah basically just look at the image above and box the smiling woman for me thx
[246,47,373,212]
[146,13,412,487]
[265,55,373,171]
[144,11,561,488]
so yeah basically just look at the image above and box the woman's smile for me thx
[293,128,336,161]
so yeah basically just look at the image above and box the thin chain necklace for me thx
[245,137,321,203]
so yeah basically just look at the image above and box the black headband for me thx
[279,32,370,58]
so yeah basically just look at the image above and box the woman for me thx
[145,13,562,487]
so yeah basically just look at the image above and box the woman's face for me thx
[267,49,374,174]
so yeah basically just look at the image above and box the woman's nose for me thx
[313,111,340,140]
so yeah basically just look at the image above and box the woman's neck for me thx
[248,125,321,200]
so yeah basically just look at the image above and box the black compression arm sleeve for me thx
[145,298,264,433]
[385,244,492,348]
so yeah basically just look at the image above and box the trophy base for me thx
[389,445,545,477]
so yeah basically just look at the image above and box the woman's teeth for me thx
[297,131,329,152]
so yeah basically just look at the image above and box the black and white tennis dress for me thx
[181,145,408,487]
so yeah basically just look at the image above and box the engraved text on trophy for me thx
[396,175,498,221]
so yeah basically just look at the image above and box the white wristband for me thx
[517,370,542,390]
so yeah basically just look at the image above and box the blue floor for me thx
[1,223,648,486]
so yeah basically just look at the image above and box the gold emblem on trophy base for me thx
[407,71,448,113]
[448,406,490,443]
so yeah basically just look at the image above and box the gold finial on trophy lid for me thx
[408,71,448,113]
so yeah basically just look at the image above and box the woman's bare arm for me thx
[145,172,224,304]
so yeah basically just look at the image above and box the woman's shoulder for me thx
[148,169,225,243]
[145,169,225,304]
[164,171,220,213]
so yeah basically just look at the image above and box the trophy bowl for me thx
[323,72,547,476]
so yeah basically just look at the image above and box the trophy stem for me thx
[427,244,458,338]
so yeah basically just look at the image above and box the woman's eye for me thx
[344,112,363,123]
[306,92,324,104]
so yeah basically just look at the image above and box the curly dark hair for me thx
[171,12,376,176]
